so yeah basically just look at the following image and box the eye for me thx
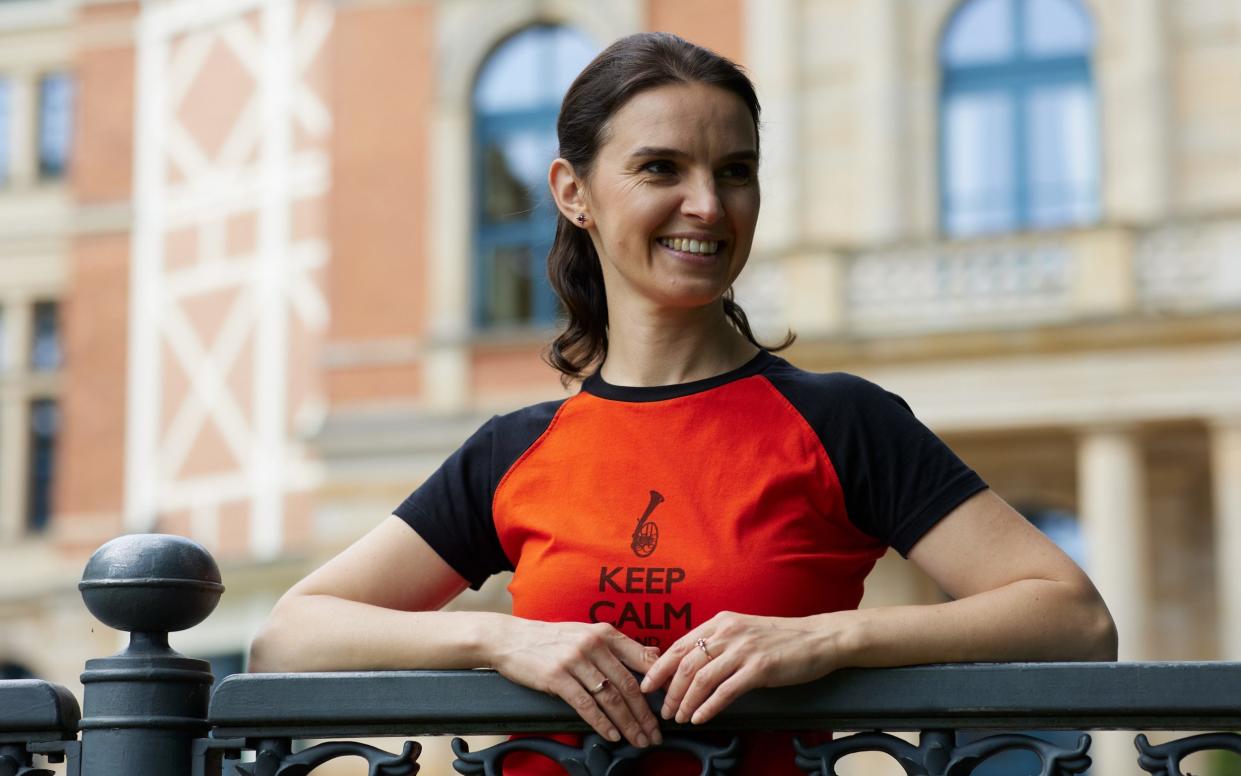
[640,160,676,175]
[719,162,755,182]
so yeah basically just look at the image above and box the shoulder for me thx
[488,397,570,437]
[468,396,571,464]
[760,358,913,419]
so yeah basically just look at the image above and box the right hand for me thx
[489,618,663,748]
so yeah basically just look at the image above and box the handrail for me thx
[0,680,80,743]
[208,662,1241,740]
[4,533,1241,776]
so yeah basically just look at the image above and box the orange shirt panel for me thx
[494,376,886,653]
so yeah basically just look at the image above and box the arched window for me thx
[472,25,597,328]
[939,0,1099,237]
[0,662,36,680]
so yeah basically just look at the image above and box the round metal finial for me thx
[79,534,223,634]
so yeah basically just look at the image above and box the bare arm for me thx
[249,516,662,748]
[643,489,1117,724]
[249,516,482,672]
[846,489,1116,666]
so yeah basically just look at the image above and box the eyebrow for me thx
[628,146,758,164]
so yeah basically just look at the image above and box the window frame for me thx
[938,0,1099,238]
[469,24,596,332]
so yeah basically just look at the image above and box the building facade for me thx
[1,0,1239,773]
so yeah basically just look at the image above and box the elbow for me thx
[247,624,278,674]
[1090,607,1119,662]
[247,595,304,673]
[1078,589,1119,662]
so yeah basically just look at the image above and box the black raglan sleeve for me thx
[393,400,564,589]
[766,368,988,556]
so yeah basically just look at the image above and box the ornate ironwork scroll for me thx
[220,738,420,776]
[1136,732,1241,776]
[794,729,1091,776]
[451,732,740,776]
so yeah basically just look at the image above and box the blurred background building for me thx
[1,0,1239,773]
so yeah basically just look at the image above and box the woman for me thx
[249,32,1117,774]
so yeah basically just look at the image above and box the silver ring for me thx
[588,678,611,694]
[696,638,713,661]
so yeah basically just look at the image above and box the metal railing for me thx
[3,533,1241,775]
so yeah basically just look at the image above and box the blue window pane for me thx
[474,26,595,114]
[27,399,58,533]
[941,0,1016,66]
[482,244,537,326]
[1027,82,1099,228]
[38,73,74,179]
[1023,0,1094,58]
[1029,508,1088,568]
[943,91,1017,236]
[31,301,61,371]
[0,78,11,185]
[475,29,546,112]
[480,129,558,223]
[551,28,598,98]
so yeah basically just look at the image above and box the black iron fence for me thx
[2,533,1241,776]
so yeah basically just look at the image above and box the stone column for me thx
[0,298,32,542]
[1211,418,1241,658]
[745,0,801,255]
[424,104,471,412]
[8,71,36,187]
[1078,426,1148,659]
[1077,426,1148,776]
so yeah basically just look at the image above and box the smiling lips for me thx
[657,237,722,256]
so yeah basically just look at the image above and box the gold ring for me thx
[589,678,611,694]
[696,638,713,661]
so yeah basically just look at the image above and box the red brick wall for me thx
[646,0,745,64]
[327,3,434,407]
[55,3,138,551]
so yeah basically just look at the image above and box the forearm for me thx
[828,578,1118,669]
[249,593,507,673]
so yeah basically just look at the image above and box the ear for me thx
[548,158,590,224]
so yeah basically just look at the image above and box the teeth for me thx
[659,238,719,255]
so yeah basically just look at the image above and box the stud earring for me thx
[576,213,587,225]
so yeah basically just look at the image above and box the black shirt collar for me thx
[581,350,776,403]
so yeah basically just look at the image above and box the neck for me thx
[599,298,759,387]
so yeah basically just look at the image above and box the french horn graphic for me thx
[630,490,663,558]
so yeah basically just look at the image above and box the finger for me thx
[607,631,662,676]
[595,654,662,746]
[661,640,712,721]
[641,633,699,693]
[551,676,621,743]
[575,665,649,748]
[689,664,761,725]
[675,651,739,724]
[592,626,662,742]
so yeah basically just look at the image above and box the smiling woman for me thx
[549,81,760,334]
[249,31,1117,776]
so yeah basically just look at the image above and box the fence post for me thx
[76,534,223,776]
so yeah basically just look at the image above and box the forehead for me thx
[600,82,757,157]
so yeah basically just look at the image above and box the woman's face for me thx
[578,82,760,312]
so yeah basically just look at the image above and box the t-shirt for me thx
[394,350,987,775]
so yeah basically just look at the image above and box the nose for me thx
[681,173,723,224]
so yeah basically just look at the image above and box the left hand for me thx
[639,610,851,725]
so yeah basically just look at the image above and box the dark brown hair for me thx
[545,31,794,383]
